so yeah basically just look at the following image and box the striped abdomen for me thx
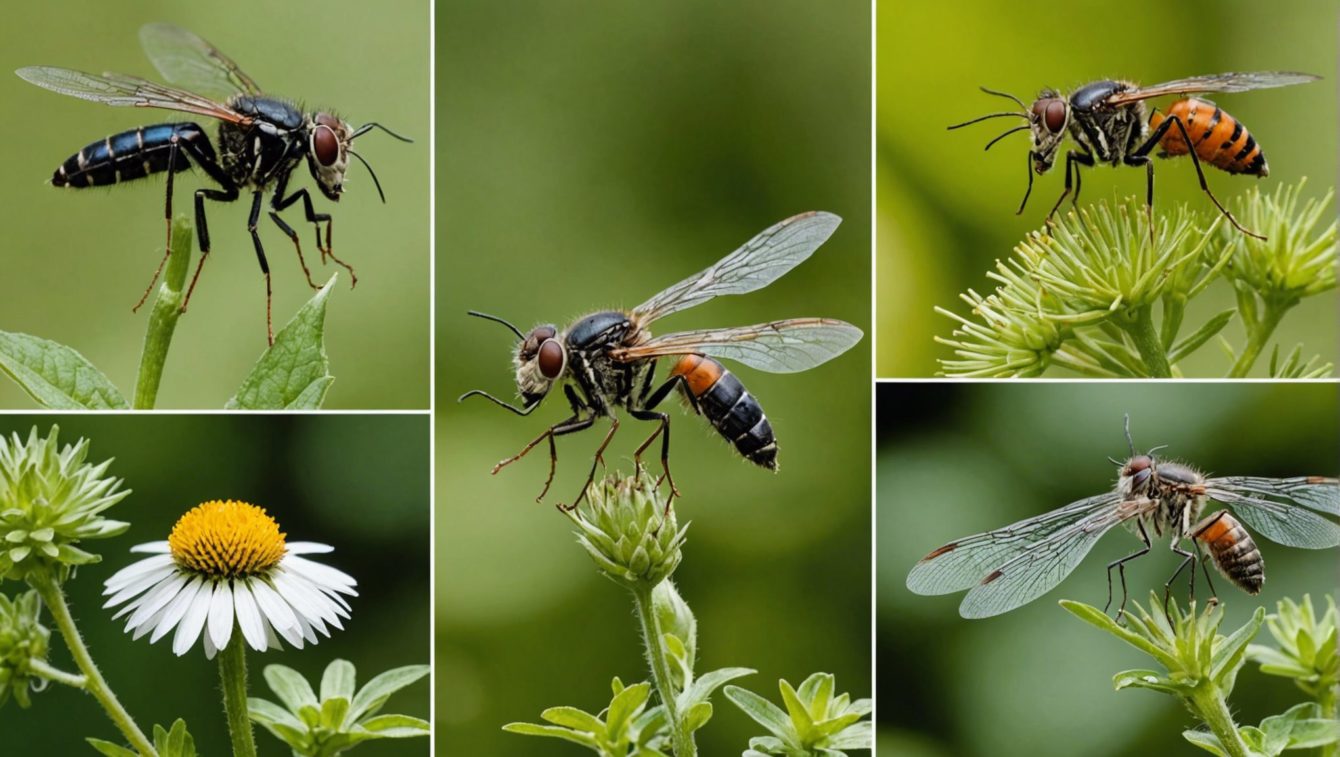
[1150,98,1268,176]
[1194,512,1264,594]
[53,123,212,188]
[670,354,777,470]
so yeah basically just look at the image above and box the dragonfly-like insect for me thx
[907,417,1340,619]
[17,24,411,343]
[462,211,863,509]
[950,71,1319,240]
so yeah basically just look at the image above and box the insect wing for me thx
[1206,478,1340,549]
[631,211,841,325]
[139,23,262,99]
[16,67,252,125]
[1209,476,1340,515]
[1106,71,1320,105]
[610,318,862,374]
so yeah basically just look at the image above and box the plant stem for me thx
[1120,305,1172,377]
[632,583,694,757]
[1188,684,1250,757]
[1319,684,1337,757]
[1229,298,1289,378]
[29,572,157,756]
[133,216,193,410]
[218,633,258,757]
[28,658,87,689]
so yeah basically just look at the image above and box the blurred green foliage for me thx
[877,0,1338,376]
[876,383,1340,757]
[438,1,871,753]
[0,0,428,408]
[0,414,429,754]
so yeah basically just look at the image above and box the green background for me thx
[877,0,1339,377]
[438,1,871,753]
[0,0,429,409]
[876,383,1340,757]
[0,414,429,753]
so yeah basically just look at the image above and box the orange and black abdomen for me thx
[1194,512,1264,594]
[670,354,777,470]
[1150,98,1268,176]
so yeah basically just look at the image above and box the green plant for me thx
[1063,593,1340,757]
[937,180,1336,378]
[724,673,872,756]
[1248,595,1340,757]
[0,216,337,410]
[504,469,870,756]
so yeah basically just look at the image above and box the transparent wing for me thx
[610,318,862,374]
[139,23,261,98]
[1206,479,1340,549]
[1207,476,1339,515]
[631,211,842,324]
[906,492,1126,603]
[1107,71,1320,105]
[16,66,252,124]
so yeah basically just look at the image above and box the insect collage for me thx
[0,1,1335,756]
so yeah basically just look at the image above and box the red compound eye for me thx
[313,126,339,166]
[1043,100,1067,133]
[537,339,564,379]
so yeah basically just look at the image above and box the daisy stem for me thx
[27,658,87,689]
[133,215,193,410]
[218,634,258,757]
[632,583,694,757]
[29,572,157,756]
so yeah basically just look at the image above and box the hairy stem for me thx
[1229,298,1289,378]
[1320,684,1338,757]
[133,216,193,410]
[1188,685,1249,757]
[632,583,694,757]
[27,658,87,689]
[29,572,157,756]
[1120,305,1172,378]
[218,633,258,757]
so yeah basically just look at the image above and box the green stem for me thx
[1188,684,1250,757]
[1229,299,1289,378]
[218,633,258,757]
[29,572,157,756]
[1319,684,1337,757]
[632,583,694,757]
[28,658,87,689]
[1120,305,1172,378]
[133,216,193,409]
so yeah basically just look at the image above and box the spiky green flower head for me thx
[0,427,130,583]
[1223,180,1337,301]
[567,468,687,590]
[0,590,51,708]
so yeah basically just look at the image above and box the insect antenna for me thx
[984,125,1029,151]
[1123,414,1136,457]
[350,122,414,143]
[947,111,1028,130]
[458,389,539,416]
[348,150,388,203]
[979,86,1028,109]
[467,310,525,340]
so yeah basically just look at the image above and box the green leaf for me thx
[263,664,319,713]
[1060,599,1179,669]
[357,713,430,735]
[681,701,712,733]
[798,672,835,720]
[1113,668,1182,695]
[502,722,600,747]
[85,739,138,757]
[778,678,816,742]
[1211,607,1265,689]
[679,666,755,711]
[226,277,335,409]
[827,720,873,749]
[1183,729,1229,756]
[0,332,128,409]
[154,719,196,757]
[1169,309,1236,363]
[541,705,605,734]
[606,681,651,738]
[348,664,430,724]
[724,685,797,744]
[320,659,357,703]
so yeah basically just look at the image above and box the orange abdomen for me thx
[669,353,724,398]
[1150,98,1268,176]
[1194,512,1264,594]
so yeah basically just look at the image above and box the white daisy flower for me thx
[102,500,357,659]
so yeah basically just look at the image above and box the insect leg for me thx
[1105,516,1152,620]
[267,173,318,289]
[1188,511,1228,604]
[1045,150,1095,224]
[1131,115,1263,240]
[492,385,590,503]
[631,371,689,505]
[1164,536,1201,615]
[242,191,276,345]
[179,137,240,317]
[1015,150,1036,215]
[558,417,620,513]
[134,136,183,313]
[273,185,354,286]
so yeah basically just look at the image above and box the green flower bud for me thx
[0,427,130,583]
[0,590,51,708]
[567,468,687,590]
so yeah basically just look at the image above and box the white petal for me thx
[104,554,175,593]
[173,583,212,656]
[249,579,298,631]
[130,541,171,553]
[124,575,189,629]
[207,581,235,653]
[232,581,268,653]
[151,577,204,644]
[103,565,177,608]
[203,628,217,660]
[114,573,179,620]
[284,556,357,593]
[132,605,169,641]
[271,571,335,628]
[285,542,334,555]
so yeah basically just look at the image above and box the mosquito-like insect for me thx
[907,417,1340,619]
[949,71,1319,240]
[16,24,411,343]
[461,211,863,509]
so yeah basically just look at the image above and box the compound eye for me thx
[1043,100,1067,133]
[537,339,565,379]
[313,125,340,167]
[1126,456,1152,474]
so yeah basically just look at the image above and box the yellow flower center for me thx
[168,500,287,577]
